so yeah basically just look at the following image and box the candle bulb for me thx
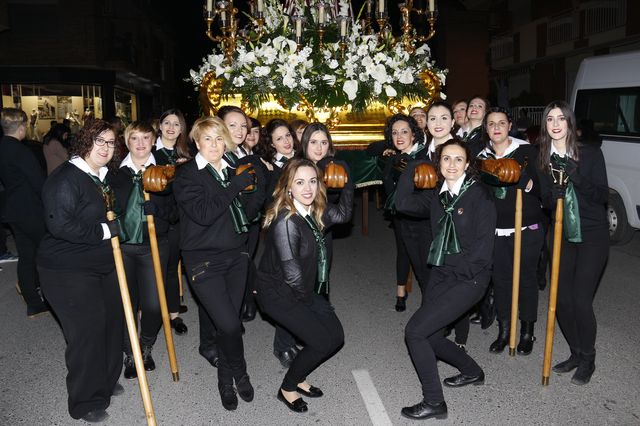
[296,19,302,37]
[366,0,372,15]
[378,0,385,14]
[340,18,347,37]
[206,0,213,12]
[318,4,325,25]
[257,0,263,13]
[429,0,435,12]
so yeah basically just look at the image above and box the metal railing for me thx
[584,0,626,35]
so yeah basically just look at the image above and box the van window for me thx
[574,87,640,138]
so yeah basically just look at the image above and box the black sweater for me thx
[257,185,354,303]
[538,144,609,239]
[38,162,114,273]
[173,159,266,259]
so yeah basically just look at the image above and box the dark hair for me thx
[248,116,261,129]
[383,114,423,149]
[427,101,454,117]
[481,106,512,148]
[69,119,120,171]
[43,123,71,148]
[537,100,579,171]
[466,95,490,110]
[434,138,478,180]
[299,122,335,160]
[159,108,191,160]
[257,118,297,161]
[216,105,246,120]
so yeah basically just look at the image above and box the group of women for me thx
[36,97,608,422]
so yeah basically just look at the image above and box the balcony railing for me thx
[491,37,513,61]
[584,0,626,36]
[548,14,577,46]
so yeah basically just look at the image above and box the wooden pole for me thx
[143,192,180,381]
[178,259,184,303]
[542,198,564,385]
[508,189,523,356]
[107,211,157,426]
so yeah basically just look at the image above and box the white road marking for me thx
[352,369,393,426]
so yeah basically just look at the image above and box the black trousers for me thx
[9,218,45,307]
[405,267,489,402]
[392,217,411,285]
[242,223,260,306]
[258,289,344,391]
[556,230,609,359]
[39,266,123,419]
[184,250,248,384]
[274,324,298,353]
[398,217,431,292]
[121,240,168,351]
[493,227,544,322]
[164,225,181,314]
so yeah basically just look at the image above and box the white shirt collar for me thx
[235,146,247,158]
[480,137,528,159]
[195,152,230,172]
[69,156,109,181]
[550,142,568,158]
[120,152,156,172]
[293,198,311,216]
[274,151,294,167]
[155,137,173,151]
[440,173,467,196]
[429,134,453,154]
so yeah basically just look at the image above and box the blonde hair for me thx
[189,116,235,152]
[124,121,156,148]
[263,158,327,230]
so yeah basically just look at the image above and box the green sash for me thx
[384,144,427,213]
[157,147,177,165]
[551,154,582,243]
[205,164,250,234]
[427,178,475,266]
[462,126,481,142]
[122,168,146,244]
[302,214,329,295]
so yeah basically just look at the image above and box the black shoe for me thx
[275,347,298,368]
[123,355,137,379]
[142,345,155,371]
[552,355,580,373]
[112,382,124,396]
[199,347,219,368]
[81,409,109,423]
[516,321,536,355]
[277,390,308,413]
[219,384,238,411]
[170,317,188,335]
[296,385,323,398]
[242,302,257,322]
[395,294,407,312]
[571,360,595,385]
[27,301,49,318]
[443,371,485,387]
[469,313,481,324]
[179,304,188,314]
[489,320,510,353]
[236,375,254,402]
[401,400,448,420]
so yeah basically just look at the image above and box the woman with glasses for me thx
[38,120,125,423]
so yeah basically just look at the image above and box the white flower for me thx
[323,74,336,85]
[300,78,311,89]
[358,72,368,82]
[233,76,245,87]
[328,59,339,70]
[282,73,297,89]
[385,85,397,97]
[397,69,414,84]
[373,52,387,64]
[369,63,388,83]
[373,81,382,95]
[361,56,373,68]
[356,44,369,56]
[237,50,257,66]
[440,92,447,100]
[415,44,430,55]
[343,80,358,100]
[254,66,271,77]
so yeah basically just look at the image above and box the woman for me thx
[154,109,191,336]
[257,158,353,413]
[174,117,265,410]
[243,117,261,155]
[217,105,249,161]
[38,120,124,423]
[477,107,544,355]
[395,139,496,420]
[42,123,70,175]
[290,119,309,145]
[382,114,431,311]
[537,100,608,385]
[110,121,172,378]
[463,96,490,159]
[410,106,428,144]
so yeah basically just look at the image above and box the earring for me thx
[287,190,292,198]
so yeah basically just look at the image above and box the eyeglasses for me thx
[94,137,116,148]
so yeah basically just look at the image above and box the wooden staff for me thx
[143,165,179,381]
[107,210,157,426]
[508,188,523,356]
[178,259,184,303]
[542,196,564,385]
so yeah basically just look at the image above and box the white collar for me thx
[155,137,174,151]
[550,142,570,158]
[195,152,230,173]
[480,137,528,159]
[69,156,109,181]
[120,152,156,172]
[440,173,467,196]
[274,151,294,167]
[234,146,247,158]
[293,198,311,216]
[429,134,453,153]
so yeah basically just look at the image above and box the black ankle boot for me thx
[142,345,155,371]
[242,298,257,322]
[489,320,510,353]
[123,355,136,379]
[395,294,407,312]
[571,351,596,385]
[552,350,581,373]
[516,321,536,355]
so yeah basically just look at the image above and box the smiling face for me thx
[453,102,468,128]
[485,111,511,145]
[290,165,318,207]
[195,126,226,165]
[271,125,294,157]
[306,130,330,163]
[244,120,260,149]
[467,98,486,125]
[159,114,182,144]
[391,119,415,153]
[545,107,568,143]
[127,130,154,164]
[410,108,427,130]
[427,106,453,143]
[85,130,115,173]
[439,144,469,184]
[223,111,248,147]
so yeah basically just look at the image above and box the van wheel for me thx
[607,193,634,245]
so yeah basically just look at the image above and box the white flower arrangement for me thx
[189,0,446,112]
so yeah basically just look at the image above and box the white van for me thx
[571,50,640,244]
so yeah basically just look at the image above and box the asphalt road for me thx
[1,199,639,425]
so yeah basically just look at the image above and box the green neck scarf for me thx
[384,144,427,213]
[428,178,475,266]
[158,147,177,165]
[551,154,582,243]
[122,168,146,244]
[463,126,482,142]
[301,213,329,295]
[205,164,250,234]
[478,149,515,200]
[223,151,239,166]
